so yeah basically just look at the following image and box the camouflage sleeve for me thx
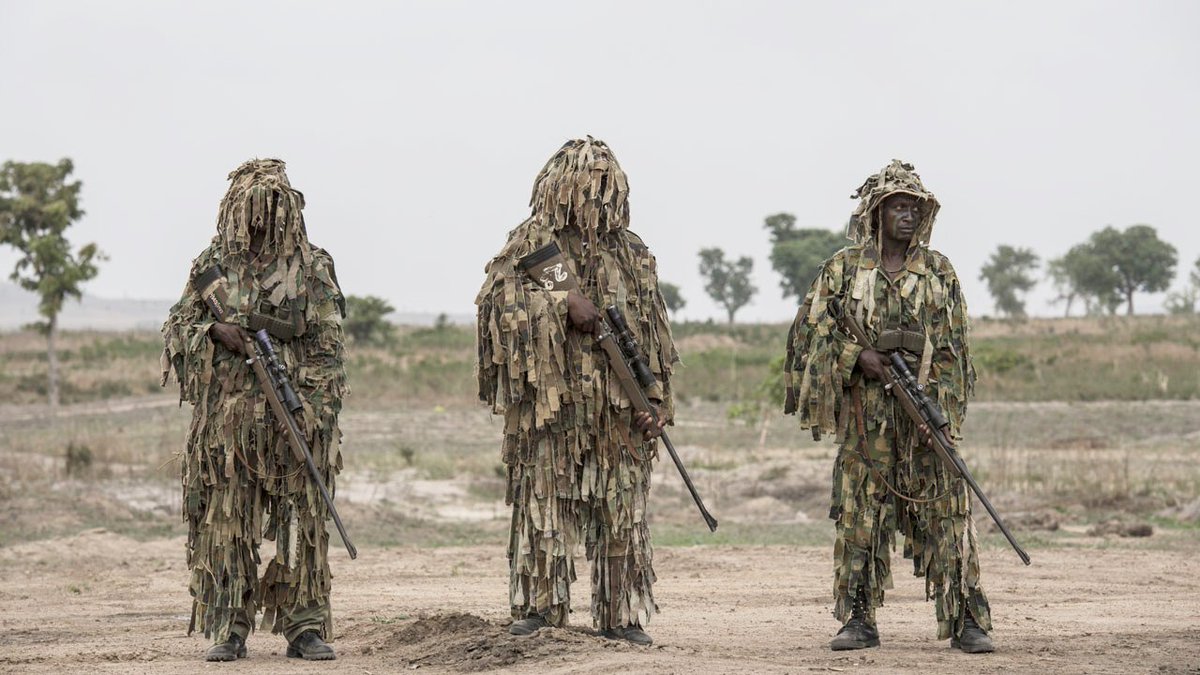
[475,230,572,424]
[786,251,857,436]
[299,249,348,414]
[160,251,218,406]
[927,258,975,440]
[644,249,679,423]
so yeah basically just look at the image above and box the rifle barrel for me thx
[933,430,1031,565]
[660,431,719,532]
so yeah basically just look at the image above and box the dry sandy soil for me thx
[1,529,1198,674]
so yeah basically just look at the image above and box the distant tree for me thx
[0,159,104,407]
[344,294,395,345]
[763,212,844,301]
[1048,242,1122,316]
[1086,225,1177,316]
[698,247,756,324]
[1165,256,1200,315]
[1046,256,1080,317]
[979,245,1039,319]
[659,281,685,316]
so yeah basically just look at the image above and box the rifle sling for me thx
[851,384,952,506]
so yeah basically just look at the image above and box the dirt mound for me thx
[356,612,639,672]
[1157,496,1200,524]
[980,509,1061,533]
[1087,519,1154,537]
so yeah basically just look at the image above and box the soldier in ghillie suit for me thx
[162,159,347,662]
[784,160,994,653]
[476,138,677,646]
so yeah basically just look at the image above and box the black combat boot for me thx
[951,611,994,654]
[509,614,551,636]
[602,624,653,646]
[829,588,880,651]
[286,630,336,660]
[204,633,246,662]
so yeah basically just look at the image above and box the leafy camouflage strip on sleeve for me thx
[161,234,347,643]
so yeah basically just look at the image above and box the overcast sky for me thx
[2,1,1197,321]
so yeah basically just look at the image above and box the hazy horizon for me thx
[1,1,1197,321]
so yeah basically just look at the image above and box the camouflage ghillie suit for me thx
[476,138,677,631]
[784,160,990,641]
[161,159,347,645]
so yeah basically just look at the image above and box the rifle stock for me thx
[829,298,1030,565]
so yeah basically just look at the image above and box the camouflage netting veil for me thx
[476,137,677,630]
[161,158,347,644]
[844,159,941,248]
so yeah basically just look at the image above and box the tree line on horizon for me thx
[677,213,1197,323]
[4,157,1198,405]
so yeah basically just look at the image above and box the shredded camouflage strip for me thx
[476,138,677,630]
[784,159,990,641]
[161,159,347,644]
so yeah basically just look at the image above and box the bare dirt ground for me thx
[3,396,1199,673]
[2,529,1198,675]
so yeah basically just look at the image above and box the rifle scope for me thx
[605,306,655,388]
[888,352,949,430]
[254,330,304,414]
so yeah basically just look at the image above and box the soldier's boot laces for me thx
[286,630,336,661]
[602,624,653,646]
[509,615,551,636]
[951,611,994,654]
[204,633,246,662]
[829,589,880,651]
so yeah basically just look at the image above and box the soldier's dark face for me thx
[880,194,922,246]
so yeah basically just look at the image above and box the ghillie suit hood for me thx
[215,158,313,299]
[526,137,630,270]
[845,159,941,253]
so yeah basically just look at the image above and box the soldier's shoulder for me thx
[622,229,653,256]
[306,244,344,292]
[823,244,861,270]
[188,241,222,274]
[309,244,337,267]
[492,217,542,258]
[923,248,961,279]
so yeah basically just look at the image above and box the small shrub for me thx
[65,442,94,477]
[975,346,1031,374]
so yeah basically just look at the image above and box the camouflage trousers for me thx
[185,453,333,644]
[506,436,656,630]
[830,417,991,640]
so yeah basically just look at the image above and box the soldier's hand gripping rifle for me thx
[519,243,719,532]
[828,298,1030,566]
[194,265,358,560]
